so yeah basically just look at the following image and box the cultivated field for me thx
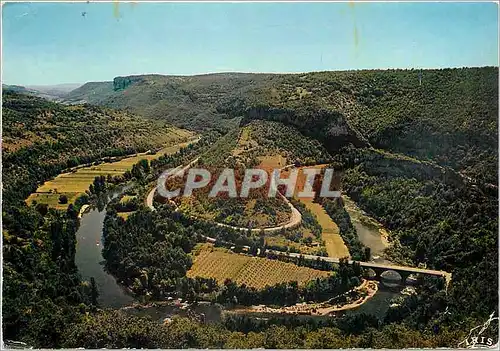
[26,134,197,209]
[187,244,329,289]
[301,200,350,258]
[257,154,287,171]
[284,165,350,259]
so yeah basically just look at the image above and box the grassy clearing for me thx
[26,192,82,210]
[232,126,258,156]
[257,154,287,171]
[26,137,197,209]
[117,211,136,220]
[187,244,329,289]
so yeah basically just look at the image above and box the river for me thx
[75,186,134,308]
[74,188,402,322]
[342,195,392,265]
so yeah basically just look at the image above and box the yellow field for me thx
[238,127,251,146]
[25,192,83,210]
[257,154,287,171]
[282,165,350,259]
[120,195,136,204]
[187,244,329,289]
[300,199,350,259]
[26,135,197,209]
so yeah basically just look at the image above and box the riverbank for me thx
[77,204,90,219]
[117,279,381,324]
[342,195,391,262]
[227,279,379,317]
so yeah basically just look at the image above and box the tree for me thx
[90,277,99,307]
[35,203,49,216]
[59,195,68,204]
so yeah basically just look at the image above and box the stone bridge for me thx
[272,251,452,289]
[358,261,452,288]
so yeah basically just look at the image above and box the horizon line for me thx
[5,65,498,86]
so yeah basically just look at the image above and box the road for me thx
[146,158,199,211]
[147,162,302,233]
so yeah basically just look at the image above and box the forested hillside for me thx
[236,67,499,184]
[333,146,498,324]
[63,74,269,131]
[2,91,189,206]
[3,83,79,101]
[1,92,193,346]
[63,67,498,183]
[2,66,498,348]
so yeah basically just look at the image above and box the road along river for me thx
[75,156,441,321]
[76,183,405,321]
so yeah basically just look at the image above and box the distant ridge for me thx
[3,83,82,101]
[61,67,498,184]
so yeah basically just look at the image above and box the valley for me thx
[26,135,196,210]
[3,67,498,349]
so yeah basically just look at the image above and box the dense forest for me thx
[333,146,498,324]
[1,93,192,346]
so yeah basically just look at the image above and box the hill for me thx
[4,68,497,348]
[26,83,82,100]
[2,91,193,206]
[3,84,33,94]
[233,67,498,184]
[63,68,498,183]
[3,83,81,101]
[63,73,273,131]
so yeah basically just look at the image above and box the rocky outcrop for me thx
[240,105,370,153]
[113,76,144,91]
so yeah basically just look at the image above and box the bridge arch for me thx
[364,268,377,279]
[380,270,403,287]
[405,273,419,285]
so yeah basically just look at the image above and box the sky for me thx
[2,2,498,85]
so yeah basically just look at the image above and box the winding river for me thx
[74,189,401,322]
[75,187,134,308]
